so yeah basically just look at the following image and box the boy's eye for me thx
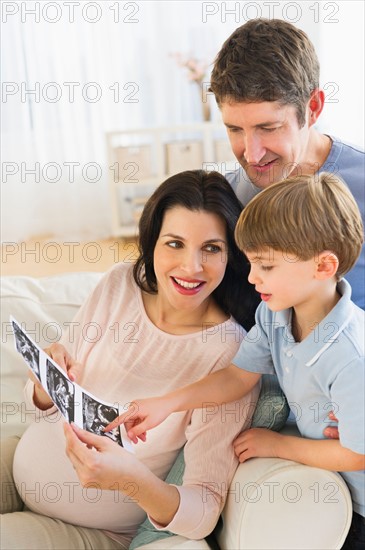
[261,265,274,271]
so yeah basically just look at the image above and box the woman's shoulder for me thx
[106,260,134,281]
[199,316,246,349]
[88,262,137,307]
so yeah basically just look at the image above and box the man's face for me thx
[221,100,314,189]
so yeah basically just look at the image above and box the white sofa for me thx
[1,272,353,549]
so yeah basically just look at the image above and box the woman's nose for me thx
[181,250,204,273]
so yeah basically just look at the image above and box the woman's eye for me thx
[203,244,221,254]
[166,241,182,249]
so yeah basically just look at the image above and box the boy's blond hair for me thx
[235,173,364,279]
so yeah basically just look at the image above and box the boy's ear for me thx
[315,251,339,279]
[308,89,325,127]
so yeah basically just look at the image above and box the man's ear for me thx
[315,251,339,280]
[308,89,325,127]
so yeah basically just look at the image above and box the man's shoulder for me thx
[321,137,365,195]
[334,137,364,155]
[324,136,365,166]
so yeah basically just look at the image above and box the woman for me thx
[1,170,260,549]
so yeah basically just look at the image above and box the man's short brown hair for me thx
[235,173,364,280]
[210,19,320,126]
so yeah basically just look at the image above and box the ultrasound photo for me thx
[82,393,122,446]
[12,320,41,381]
[11,318,127,449]
[46,359,75,423]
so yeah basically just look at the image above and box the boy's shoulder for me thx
[343,300,365,356]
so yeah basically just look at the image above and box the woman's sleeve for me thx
[24,266,118,410]
[148,381,260,539]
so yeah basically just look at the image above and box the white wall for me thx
[1,1,364,242]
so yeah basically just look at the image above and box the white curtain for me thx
[2,1,363,242]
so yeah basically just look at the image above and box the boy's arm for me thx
[166,364,261,411]
[234,429,365,471]
[105,365,261,442]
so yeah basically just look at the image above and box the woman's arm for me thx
[65,382,261,539]
[64,423,180,526]
[234,428,365,471]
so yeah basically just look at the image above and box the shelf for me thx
[106,122,236,237]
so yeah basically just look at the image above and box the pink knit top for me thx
[13,263,259,541]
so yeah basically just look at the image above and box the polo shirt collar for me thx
[272,279,354,366]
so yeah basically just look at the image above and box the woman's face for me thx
[153,206,228,313]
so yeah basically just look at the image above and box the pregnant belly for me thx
[13,417,145,532]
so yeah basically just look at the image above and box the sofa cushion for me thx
[251,374,289,431]
[1,272,103,440]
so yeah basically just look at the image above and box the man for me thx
[210,19,364,310]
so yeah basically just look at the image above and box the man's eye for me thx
[261,127,278,133]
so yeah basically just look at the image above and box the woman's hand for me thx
[64,423,144,494]
[103,396,174,444]
[31,343,83,410]
[44,342,83,382]
[233,428,283,463]
[64,422,180,525]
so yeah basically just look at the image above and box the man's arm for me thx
[234,428,365,471]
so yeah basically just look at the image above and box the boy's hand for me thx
[233,428,283,463]
[323,411,339,439]
[31,343,83,409]
[103,396,174,444]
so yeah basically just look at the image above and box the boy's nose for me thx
[248,266,260,285]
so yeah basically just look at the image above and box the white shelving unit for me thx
[106,122,238,237]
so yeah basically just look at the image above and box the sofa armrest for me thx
[215,450,352,549]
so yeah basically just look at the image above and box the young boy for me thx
[109,172,364,548]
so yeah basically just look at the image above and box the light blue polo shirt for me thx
[233,279,365,516]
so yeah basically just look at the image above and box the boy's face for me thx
[221,100,314,189]
[245,248,320,312]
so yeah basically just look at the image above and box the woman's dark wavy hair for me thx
[133,170,259,330]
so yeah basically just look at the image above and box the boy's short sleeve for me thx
[232,302,275,374]
[331,356,365,455]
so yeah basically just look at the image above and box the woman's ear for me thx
[315,251,339,280]
[308,89,325,127]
